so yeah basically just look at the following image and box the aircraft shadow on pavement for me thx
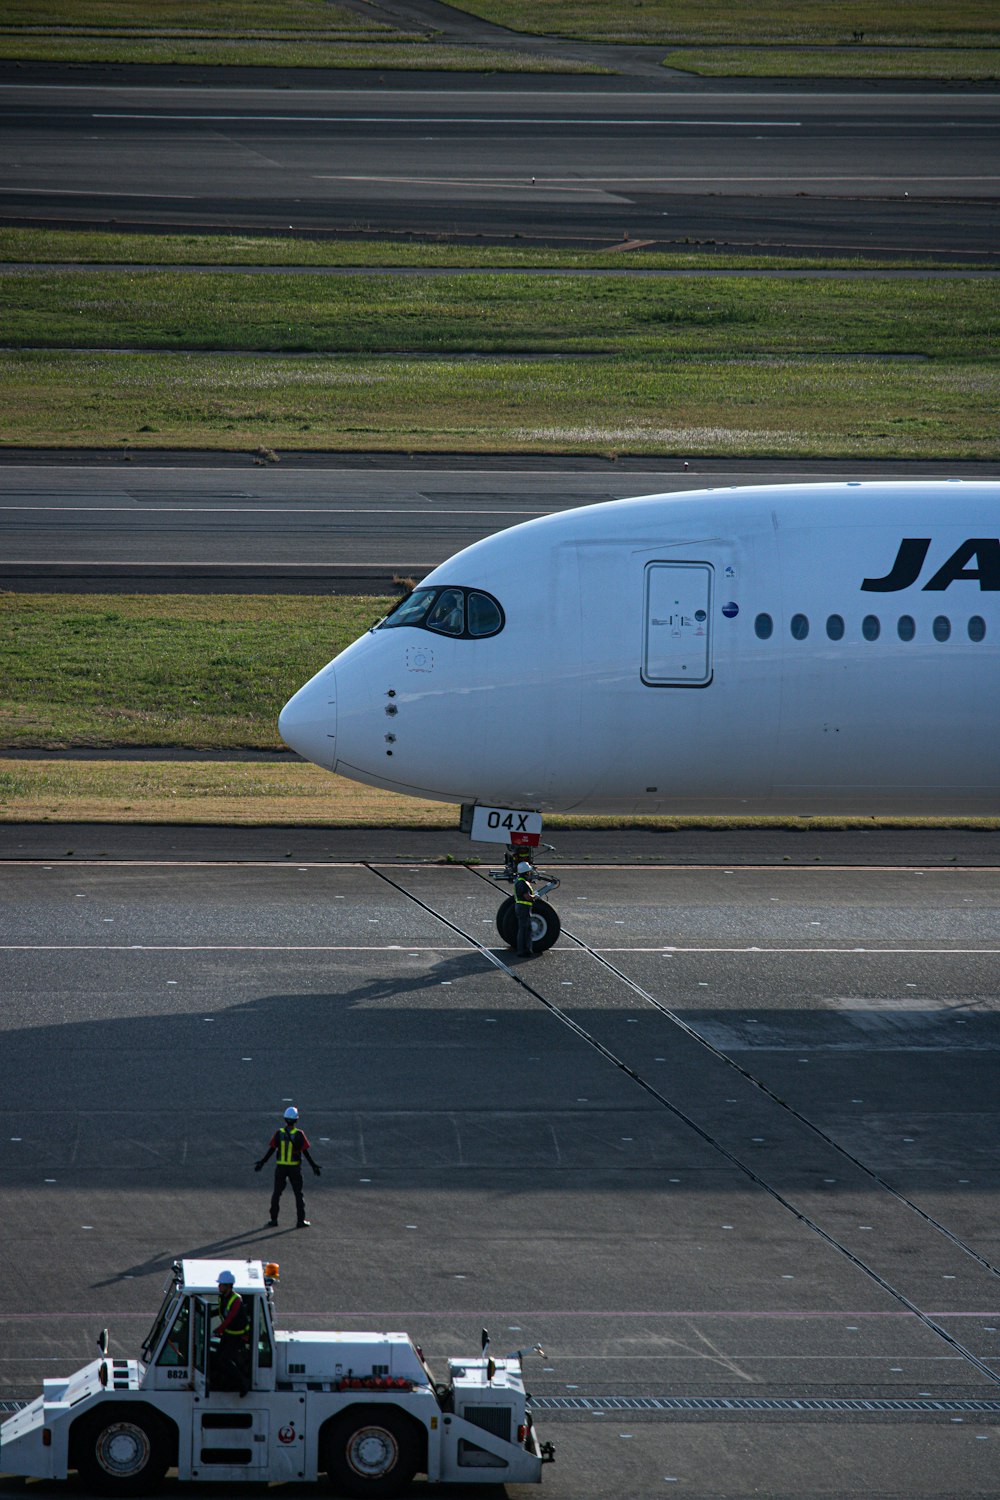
[6,943,1000,1303]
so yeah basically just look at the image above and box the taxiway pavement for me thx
[2,72,997,258]
[2,837,999,1497]
[2,457,998,594]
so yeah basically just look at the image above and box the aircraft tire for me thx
[496,896,516,944]
[497,897,560,952]
[530,899,561,951]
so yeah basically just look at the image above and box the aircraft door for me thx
[642,562,713,686]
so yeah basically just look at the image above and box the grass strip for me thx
[662,46,1000,79]
[4,271,997,358]
[3,0,391,31]
[0,756,456,825]
[0,37,600,69]
[441,0,1000,48]
[0,0,599,70]
[0,593,392,750]
[1,350,996,458]
[2,758,997,830]
[0,229,961,272]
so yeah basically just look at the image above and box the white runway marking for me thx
[13,860,1000,873]
[2,944,998,954]
[3,1308,997,1322]
[315,173,1000,187]
[0,559,443,568]
[599,946,1000,955]
[0,85,985,101]
[0,465,863,477]
[92,113,803,127]
[0,505,555,516]
[1,944,452,951]
[7,186,196,199]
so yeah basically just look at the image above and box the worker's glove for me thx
[254,1160,264,1172]
[312,1164,322,1176]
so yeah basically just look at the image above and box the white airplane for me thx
[280,479,999,949]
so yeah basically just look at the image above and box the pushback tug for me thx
[0,1258,552,1496]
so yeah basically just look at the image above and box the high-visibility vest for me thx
[276,1126,302,1166]
[218,1290,249,1338]
[514,877,535,907]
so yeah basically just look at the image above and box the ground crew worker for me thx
[213,1270,251,1395]
[514,859,536,957]
[255,1105,320,1228]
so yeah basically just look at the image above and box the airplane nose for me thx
[278,666,337,769]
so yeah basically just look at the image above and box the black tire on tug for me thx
[497,897,561,952]
[72,1409,170,1497]
[323,1405,421,1498]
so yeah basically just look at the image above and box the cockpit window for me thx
[377,586,504,640]
[468,591,503,637]
[425,588,465,636]
[381,589,436,629]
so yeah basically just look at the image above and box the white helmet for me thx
[516,861,532,874]
[283,1106,299,1120]
[218,1270,236,1286]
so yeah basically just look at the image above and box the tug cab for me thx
[141,1259,276,1398]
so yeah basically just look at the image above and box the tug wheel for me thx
[497,897,561,952]
[72,1408,171,1496]
[323,1405,421,1498]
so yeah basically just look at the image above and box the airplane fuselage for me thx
[279,482,1000,816]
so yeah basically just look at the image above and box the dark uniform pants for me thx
[271,1164,306,1223]
[212,1339,250,1395]
[516,903,534,956]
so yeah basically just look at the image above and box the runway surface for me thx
[1,73,997,259]
[3,456,999,593]
[2,830,1000,1497]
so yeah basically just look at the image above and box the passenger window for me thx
[826,614,844,641]
[754,613,773,640]
[968,615,986,642]
[425,588,465,636]
[897,615,915,641]
[380,589,436,629]
[467,591,503,638]
[933,615,951,642]
[862,615,880,641]
[790,613,809,641]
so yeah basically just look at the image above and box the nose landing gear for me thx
[491,846,562,953]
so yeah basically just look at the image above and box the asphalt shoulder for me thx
[0,59,987,95]
[1,823,997,865]
[2,451,998,475]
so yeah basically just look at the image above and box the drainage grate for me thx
[531,1394,1000,1416]
[6,1394,1000,1420]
